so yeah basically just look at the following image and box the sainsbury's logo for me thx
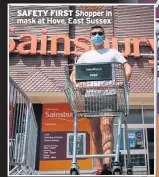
[45,111,73,118]
[86,68,102,72]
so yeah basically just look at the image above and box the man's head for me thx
[90,26,105,46]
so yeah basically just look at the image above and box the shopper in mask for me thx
[70,25,132,175]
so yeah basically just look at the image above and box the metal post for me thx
[115,112,123,162]
[122,68,129,115]
[145,129,150,175]
[124,117,131,166]
[21,103,32,163]
[9,77,38,175]
[72,113,78,167]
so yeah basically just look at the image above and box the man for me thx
[70,25,132,175]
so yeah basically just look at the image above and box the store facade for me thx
[9,5,154,175]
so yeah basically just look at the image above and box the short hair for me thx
[91,25,104,33]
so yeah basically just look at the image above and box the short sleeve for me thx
[76,55,85,64]
[114,49,127,64]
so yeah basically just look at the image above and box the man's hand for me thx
[76,82,87,88]
[75,82,87,94]
[116,82,123,89]
[116,82,130,90]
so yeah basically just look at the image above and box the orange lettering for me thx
[104,39,110,48]
[112,38,118,50]
[148,59,154,64]
[123,38,131,57]
[9,27,15,33]
[9,30,154,63]
[9,38,16,53]
[148,39,154,52]
[74,36,90,56]
[51,35,70,56]
[17,34,37,55]
[133,38,147,58]
[40,34,47,55]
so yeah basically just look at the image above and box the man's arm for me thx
[114,49,132,81]
[70,55,85,85]
[70,65,76,85]
[123,62,132,81]
[70,65,86,88]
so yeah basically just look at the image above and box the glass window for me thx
[126,154,146,166]
[127,109,143,124]
[147,128,154,143]
[127,129,144,149]
[143,109,154,124]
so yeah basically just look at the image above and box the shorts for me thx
[84,94,117,113]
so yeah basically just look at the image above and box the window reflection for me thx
[126,154,146,166]
[128,129,144,149]
[143,109,154,124]
[127,109,143,124]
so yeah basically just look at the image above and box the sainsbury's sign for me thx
[45,111,73,118]
[9,33,154,57]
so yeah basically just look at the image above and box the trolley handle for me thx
[75,82,125,90]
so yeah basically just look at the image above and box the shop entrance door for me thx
[147,128,154,174]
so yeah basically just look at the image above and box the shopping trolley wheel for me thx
[113,169,122,175]
[70,168,79,175]
[112,161,122,175]
[127,169,133,175]
[127,164,133,175]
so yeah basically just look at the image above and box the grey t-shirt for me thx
[76,48,127,96]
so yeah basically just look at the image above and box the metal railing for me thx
[9,76,38,175]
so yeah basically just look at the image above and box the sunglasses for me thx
[91,32,104,36]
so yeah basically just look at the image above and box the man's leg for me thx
[100,117,114,166]
[89,118,103,170]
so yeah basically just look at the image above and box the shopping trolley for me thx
[64,62,133,175]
